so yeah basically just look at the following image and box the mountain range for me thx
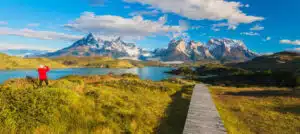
[0,49,50,57]
[38,33,258,61]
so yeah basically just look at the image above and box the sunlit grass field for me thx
[0,74,194,133]
[210,86,300,134]
[0,53,66,69]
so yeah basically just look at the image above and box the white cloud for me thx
[266,36,271,41]
[178,20,189,31]
[250,24,264,31]
[64,12,183,39]
[241,32,260,36]
[0,42,57,51]
[124,0,264,25]
[178,20,201,30]
[0,21,8,25]
[27,23,40,27]
[212,22,237,31]
[280,39,300,45]
[129,10,160,16]
[0,27,82,41]
[244,4,250,8]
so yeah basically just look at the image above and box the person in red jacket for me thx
[38,65,50,86]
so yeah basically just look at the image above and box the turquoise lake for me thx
[0,67,176,83]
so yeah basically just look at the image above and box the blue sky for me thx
[0,0,299,53]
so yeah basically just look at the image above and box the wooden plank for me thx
[183,84,227,134]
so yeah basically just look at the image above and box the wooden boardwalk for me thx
[183,84,227,134]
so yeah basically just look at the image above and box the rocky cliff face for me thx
[40,33,140,58]
[152,38,258,61]
[207,38,258,60]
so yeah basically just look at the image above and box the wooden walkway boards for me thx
[183,84,227,134]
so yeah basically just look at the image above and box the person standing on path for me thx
[38,65,50,86]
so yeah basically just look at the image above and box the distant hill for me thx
[232,51,300,73]
[0,53,65,69]
[0,49,50,57]
[52,56,140,68]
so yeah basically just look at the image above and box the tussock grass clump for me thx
[210,86,300,134]
[0,74,194,133]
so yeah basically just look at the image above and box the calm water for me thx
[0,67,176,84]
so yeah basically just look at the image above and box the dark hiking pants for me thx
[39,79,49,86]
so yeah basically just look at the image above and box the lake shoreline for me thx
[0,67,177,84]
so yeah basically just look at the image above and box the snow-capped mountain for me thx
[40,33,141,58]
[39,33,258,61]
[188,41,214,60]
[207,38,258,60]
[151,38,258,61]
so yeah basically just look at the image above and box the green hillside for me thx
[52,56,143,68]
[0,74,194,133]
[232,51,300,73]
[0,53,66,70]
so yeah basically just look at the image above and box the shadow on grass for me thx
[275,105,300,115]
[224,90,300,98]
[156,85,194,134]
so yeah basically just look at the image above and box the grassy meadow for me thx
[167,52,300,134]
[210,86,300,134]
[0,53,66,70]
[0,74,194,133]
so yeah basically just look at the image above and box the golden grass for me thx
[0,74,194,133]
[52,56,140,68]
[0,53,66,70]
[210,86,300,134]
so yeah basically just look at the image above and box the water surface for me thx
[0,67,176,84]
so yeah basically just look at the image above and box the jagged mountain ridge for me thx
[41,33,141,58]
[40,33,258,61]
[153,38,258,61]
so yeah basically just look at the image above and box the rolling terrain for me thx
[232,51,300,73]
[0,53,66,70]
[0,74,194,133]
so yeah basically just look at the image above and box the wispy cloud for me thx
[280,39,300,45]
[250,24,264,31]
[125,0,264,26]
[0,21,8,25]
[64,12,184,39]
[129,10,160,16]
[241,32,260,36]
[212,22,237,31]
[263,36,271,41]
[27,23,40,27]
[0,27,82,41]
[179,20,202,30]
[0,42,57,51]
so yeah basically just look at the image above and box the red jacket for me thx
[38,66,50,80]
